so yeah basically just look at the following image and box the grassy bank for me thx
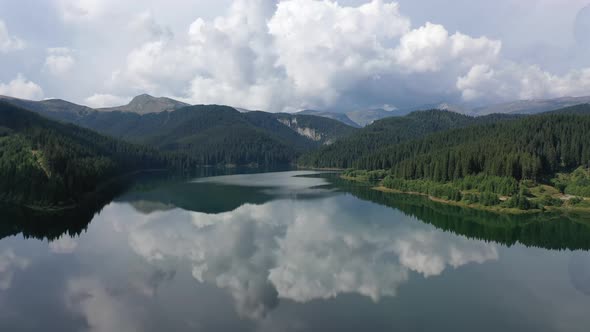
[341,169,590,215]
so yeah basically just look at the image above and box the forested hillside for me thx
[73,106,356,165]
[357,109,590,180]
[0,102,175,207]
[1,96,357,166]
[340,105,590,212]
[300,110,520,168]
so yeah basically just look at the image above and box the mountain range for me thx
[4,93,590,128]
[300,97,590,126]
[0,94,358,166]
[2,91,590,208]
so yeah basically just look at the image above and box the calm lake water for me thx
[2,170,590,332]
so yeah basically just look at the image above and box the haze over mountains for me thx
[469,96,590,115]
[3,93,590,128]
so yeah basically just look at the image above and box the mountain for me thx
[298,110,360,127]
[0,101,171,207]
[299,109,521,169]
[2,96,358,166]
[471,96,590,115]
[298,108,397,127]
[357,104,590,179]
[345,108,396,127]
[0,95,95,122]
[99,94,189,114]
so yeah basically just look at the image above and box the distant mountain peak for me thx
[131,93,155,101]
[99,94,189,115]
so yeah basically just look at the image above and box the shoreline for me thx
[340,174,590,215]
[4,168,168,213]
[372,186,542,215]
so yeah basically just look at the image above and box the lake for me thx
[1,170,590,332]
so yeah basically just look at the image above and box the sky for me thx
[0,0,589,112]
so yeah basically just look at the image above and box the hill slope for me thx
[0,102,170,207]
[345,108,396,127]
[298,110,360,127]
[0,95,95,122]
[360,106,590,180]
[471,96,590,116]
[300,110,520,169]
[1,97,358,166]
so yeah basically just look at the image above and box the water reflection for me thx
[115,173,499,319]
[0,249,29,290]
[1,171,590,331]
[334,177,590,251]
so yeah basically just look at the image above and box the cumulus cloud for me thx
[0,249,30,290]
[0,19,24,52]
[44,48,76,76]
[49,236,79,254]
[457,63,590,102]
[122,192,497,319]
[6,0,590,110]
[65,277,143,332]
[0,74,44,100]
[85,93,130,108]
[394,22,501,72]
[100,0,590,111]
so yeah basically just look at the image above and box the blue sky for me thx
[0,0,589,112]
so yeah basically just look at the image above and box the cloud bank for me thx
[1,0,590,111]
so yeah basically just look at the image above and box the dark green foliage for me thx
[342,169,388,182]
[0,102,172,206]
[14,101,357,166]
[382,176,462,201]
[353,112,590,182]
[539,194,564,207]
[552,167,590,197]
[453,174,518,196]
[300,109,521,168]
[505,192,534,210]
[479,192,501,206]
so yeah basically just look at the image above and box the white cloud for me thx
[107,0,578,111]
[57,0,108,22]
[267,0,410,106]
[85,93,129,108]
[0,249,29,290]
[44,48,76,76]
[49,236,79,254]
[4,0,590,110]
[128,11,173,41]
[0,19,24,52]
[457,63,590,102]
[123,194,497,319]
[65,277,143,332]
[0,74,44,100]
[394,22,501,72]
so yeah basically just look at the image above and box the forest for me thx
[0,102,193,207]
[299,110,521,169]
[331,105,590,211]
